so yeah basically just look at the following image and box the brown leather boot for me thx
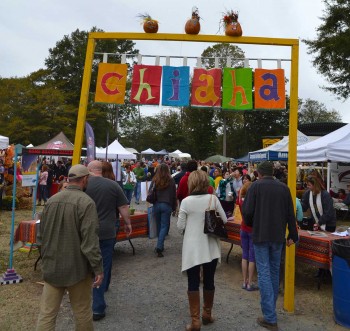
[186,291,201,331]
[202,289,215,325]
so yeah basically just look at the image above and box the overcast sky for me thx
[2,0,349,123]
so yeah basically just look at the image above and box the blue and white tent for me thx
[249,130,313,162]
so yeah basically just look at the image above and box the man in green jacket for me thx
[36,164,103,331]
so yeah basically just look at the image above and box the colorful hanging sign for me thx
[222,68,253,110]
[95,64,286,110]
[191,68,222,107]
[254,69,285,109]
[130,65,162,105]
[162,66,190,106]
[95,63,128,104]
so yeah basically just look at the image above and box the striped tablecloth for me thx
[222,206,349,270]
[296,230,348,270]
[14,220,38,243]
[117,211,148,241]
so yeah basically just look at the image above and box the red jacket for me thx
[177,172,214,202]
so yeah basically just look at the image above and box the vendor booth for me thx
[249,130,313,162]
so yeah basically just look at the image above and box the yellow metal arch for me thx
[73,32,299,312]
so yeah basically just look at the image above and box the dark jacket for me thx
[242,176,298,244]
[150,178,177,211]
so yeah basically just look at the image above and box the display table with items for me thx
[116,211,148,255]
[222,208,349,274]
[14,220,41,270]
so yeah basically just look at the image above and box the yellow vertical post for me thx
[284,42,299,312]
[72,35,96,165]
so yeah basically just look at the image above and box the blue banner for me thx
[161,66,190,106]
[85,122,96,163]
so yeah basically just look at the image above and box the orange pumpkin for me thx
[185,18,200,35]
[143,20,158,33]
[225,22,243,37]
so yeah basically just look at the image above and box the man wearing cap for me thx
[86,160,132,321]
[36,164,103,331]
[242,161,298,331]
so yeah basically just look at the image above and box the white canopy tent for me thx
[0,135,9,149]
[141,148,157,154]
[327,142,350,162]
[96,140,136,160]
[169,149,191,159]
[297,123,350,162]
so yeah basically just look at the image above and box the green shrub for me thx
[1,196,19,210]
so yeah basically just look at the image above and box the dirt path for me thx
[52,203,347,331]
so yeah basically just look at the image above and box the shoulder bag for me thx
[146,182,157,204]
[204,194,228,239]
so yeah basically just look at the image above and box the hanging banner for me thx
[162,66,190,106]
[254,69,285,109]
[191,68,222,107]
[85,122,96,163]
[21,154,38,187]
[131,65,162,105]
[95,63,127,104]
[222,68,253,110]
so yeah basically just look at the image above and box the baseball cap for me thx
[68,164,93,180]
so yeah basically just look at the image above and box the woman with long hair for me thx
[151,163,177,257]
[177,170,227,331]
[101,161,115,181]
[301,175,336,232]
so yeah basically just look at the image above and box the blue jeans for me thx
[123,188,133,205]
[254,242,283,324]
[154,202,172,251]
[134,182,141,203]
[93,238,116,314]
[39,185,48,203]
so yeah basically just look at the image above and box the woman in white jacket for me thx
[177,170,227,331]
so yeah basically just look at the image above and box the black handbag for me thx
[146,182,157,204]
[204,195,228,239]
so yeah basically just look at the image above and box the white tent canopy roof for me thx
[155,149,168,155]
[169,149,191,159]
[141,148,157,154]
[96,140,136,160]
[297,123,350,162]
[125,147,139,154]
[0,135,9,149]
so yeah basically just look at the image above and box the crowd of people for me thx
[34,155,343,331]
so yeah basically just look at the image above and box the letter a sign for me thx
[254,69,285,109]
[95,63,128,104]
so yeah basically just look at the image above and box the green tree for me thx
[0,72,76,145]
[298,98,341,123]
[201,43,245,69]
[45,27,139,105]
[303,0,350,99]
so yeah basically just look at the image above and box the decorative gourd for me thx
[225,22,242,37]
[185,7,200,35]
[222,10,243,37]
[137,13,159,33]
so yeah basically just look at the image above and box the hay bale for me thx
[18,197,33,210]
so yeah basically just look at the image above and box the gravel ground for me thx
[54,202,347,331]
